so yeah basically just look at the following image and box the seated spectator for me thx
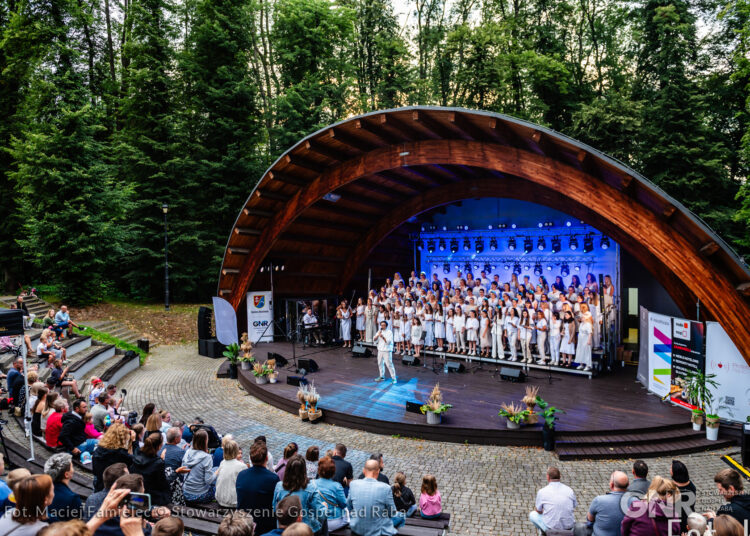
[274,442,299,482]
[706,469,750,527]
[31,386,48,437]
[132,423,145,451]
[529,466,577,534]
[713,514,745,536]
[419,475,441,520]
[671,460,696,532]
[236,440,280,535]
[6,358,26,408]
[36,332,58,366]
[686,512,707,535]
[91,392,111,432]
[153,517,184,536]
[105,384,124,415]
[391,471,417,518]
[0,454,11,508]
[132,431,171,506]
[60,399,98,456]
[627,460,650,497]
[586,470,630,536]
[621,476,681,536]
[84,412,102,439]
[181,417,204,443]
[358,453,389,484]
[0,474,54,535]
[218,510,256,536]
[216,439,248,508]
[139,403,156,426]
[48,358,81,398]
[181,429,218,503]
[0,468,32,512]
[281,523,312,536]
[42,391,60,431]
[331,443,352,492]
[305,447,319,480]
[92,422,135,492]
[272,455,325,536]
[92,473,166,536]
[45,398,67,448]
[146,413,163,441]
[315,456,347,532]
[348,459,402,535]
[17,296,34,329]
[53,305,79,338]
[261,494,302,536]
[45,452,82,522]
[213,433,233,467]
[42,308,57,330]
[160,426,187,473]
[83,462,129,520]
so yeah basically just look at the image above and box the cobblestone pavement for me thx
[18,344,735,535]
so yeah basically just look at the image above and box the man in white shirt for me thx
[452,271,463,289]
[530,466,577,534]
[374,321,397,384]
[302,307,323,345]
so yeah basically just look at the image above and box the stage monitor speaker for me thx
[405,401,423,414]
[402,354,420,366]
[351,344,372,358]
[297,358,319,373]
[267,352,288,366]
[199,338,225,358]
[287,376,309,387]
[198,307,213,340]
[445,361,465,373]
[500,367,526,383]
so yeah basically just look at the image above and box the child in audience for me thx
[392,472,417,517]
[0,467,31,512]
[84,412,102,439]
[419,474,442,520]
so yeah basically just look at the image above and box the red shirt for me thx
[46,411,63,448]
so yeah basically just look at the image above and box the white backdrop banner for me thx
[647,312,672,397]
[212,297,238,346]
[247,291,273,343]
[706,322,750,423]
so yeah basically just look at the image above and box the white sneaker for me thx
[508,357,517,362]
[577,364,585,370]
[584,366,592,371]
[536,360,546,365]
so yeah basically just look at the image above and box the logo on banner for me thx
[253,295,265,309]
[652,326,672,386]
[674,321,690,341]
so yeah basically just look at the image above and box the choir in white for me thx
[336,269,616,372]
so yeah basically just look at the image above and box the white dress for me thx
[560,322,576,354]
[466,317,479,342]
[411,324,423,346]
[434,313,445,339]
[393,320,403,342]
[445,316,455,343]
[355,305,365,331]
[340,308,352,341]
[576,321,593,366]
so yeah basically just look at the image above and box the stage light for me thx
[513,262,522,274]
[427,240,436,253]
[583,235,594,253]
[546,264,553,271]
[561,262,570,277]
[450,239,459,253]
[600,236,610,250]
[443,263,451,274]
[489,238,497,251]
[473,264,479,271]
[498,223,507,229]
[463,238,471,251]
[537,237,546,251]
[511,223,517,229]
[484,263,492,273]
[464,262,472,273]
[442,226,447,231]
[508,238,516,251]
[575,265,581,272]
[504,264,511,271]
[524,237,533,254]
[551,237,561,253]
[416,239,424,251]
[475,239,484,254]
[524,264,531,272]
[566,221,572,227]
[280,265,284,271]
[439,239,446,251]
[538,222,543,228]
[260,266,264,272]
[534,263,543,276]
[569,237,578,251]
[488,225,493,230]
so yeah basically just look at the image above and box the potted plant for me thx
[253,362,273,384]
[240,355,255,370]
[306,383,323,422]
[690,408,705,431]
[522,386,540,425]
[420,384,452,425]
[239,333,255,370]
[498,402,530,430]
[222,343,240,379]
[297,385,309,420]
[536,396,565,451]
[684,370,719,438]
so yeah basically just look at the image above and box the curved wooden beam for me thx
[228,139,750,365]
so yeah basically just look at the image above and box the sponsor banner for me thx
[247,291,273,343]
[706,322,750,423]
[636,306,650,388]
[212,297,238,346]
[647,312,672,397]
[669,318,704,409]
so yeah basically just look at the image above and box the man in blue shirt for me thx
[260,495,302,536]
[53,305,79,338]
[236,440,280,535]
[161,427,187,473]
[587,471,631,536]
[348,459,402,536]
[6,358,24,409]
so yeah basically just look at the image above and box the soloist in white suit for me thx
[375,327,397,381]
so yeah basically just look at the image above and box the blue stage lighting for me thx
[569,237,578,251]
[427,240,435,253]
[484,263,492,273]
[513,263,522,274]
[551,237,561,253]
[489,238,497,251]
[524,237,533,254]
[508,238,516,251]
[537,237,546,251]
[439,239,446,251]
[583,235,594,253]
[475,239,484,254]
[416,239,424,251]
[534,263,543,276]
[600,236,610,250]
[464,262,472,273]
[463,238,471,251]
[561,263,570,277]
[443,263,451,274]
[450,239,459,253]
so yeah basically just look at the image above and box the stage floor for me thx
[239,342,689,445]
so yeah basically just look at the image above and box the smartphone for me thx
[122,492,151,514]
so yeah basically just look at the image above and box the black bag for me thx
[189,423,221,449]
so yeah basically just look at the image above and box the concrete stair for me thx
[1,294,56,319]
[83,319,153,348]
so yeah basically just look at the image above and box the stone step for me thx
[68,344,117,380]
[556,436,736,460]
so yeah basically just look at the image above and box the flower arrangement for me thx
[239,333,255,364]
[420,384,452,415]
[305,383,320,412]
[498,402,531,424]
[253,361,273,377]
[522,386,540,424]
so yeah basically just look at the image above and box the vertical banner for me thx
[706,322,750,423]
[647,312,672,397]
[636,306,650,388]
[212,297,238,346]
[669,318,705,409]
[247,291,273,343]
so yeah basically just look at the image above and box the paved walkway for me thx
[110,345,733,535]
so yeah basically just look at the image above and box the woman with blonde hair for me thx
[622,476,681,535]
[91,422,134,491]
[575,304,593,371]
[0,474,54,534]
[145,413,163,436]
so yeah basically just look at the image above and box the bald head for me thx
[363,459,380,478]
[611,471,629,491]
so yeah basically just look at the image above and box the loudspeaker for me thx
[137,339,149,354]
[287,376,309,387]
[402,354,420,366]
[267,352,288,366]
[500,367,526,383]
[297,358,319,373]
[405,401,423,414]
[198,307,213,340]
[199,338,225,358]
[351,344,372,358]
[445,361,465,373]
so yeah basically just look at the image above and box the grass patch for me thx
[74,326,147,365]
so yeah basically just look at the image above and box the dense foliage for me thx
[0,0,748,303]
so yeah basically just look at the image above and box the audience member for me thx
[53,305,79,338]
[237,440,280,535]
[41,391,60,431]
[93,473,152,536]
[0,474,54,535]
[181,429,218,503]
[627,460,650,497]
[37,519,90,536]
[152,516,185,536]
[48,358,82,398]
[84,411,102,440]
[281,522,313,536]
[0,454,11,507]
[272,455,325,535]
[255,436,274,469]
[139,403,156,426]
[586,470,629,536]
[132,431,171,506]
[621,476,681,536]
[712,514,745,536]
[331,443,353,492]
[671,460,696,532]
[305,446,319,480]
[60,399,99,456]
[91,392,111,432]
[83,463,129,520]
[160,427,187,473]
[44,452,82,522]
[31,386,48,437]
[358,453,389,484]
[419,475,442,520]
[262,495,302,536]
[391,471,417,518]
[91,422,135,492]
[44,399,67,448]
[1,468,32,512]
[529,466,577,534]
[216,439,248,508]
[706,469,750,527]
[274,442,299,482]
[315,456,348,532]
[686,512,707,535]
[348,459,401,536]
[218,510,256,536]
[6,358,25,408]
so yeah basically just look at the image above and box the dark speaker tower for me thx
[198,307,213,340]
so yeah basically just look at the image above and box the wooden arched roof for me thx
[218,106,750,364]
